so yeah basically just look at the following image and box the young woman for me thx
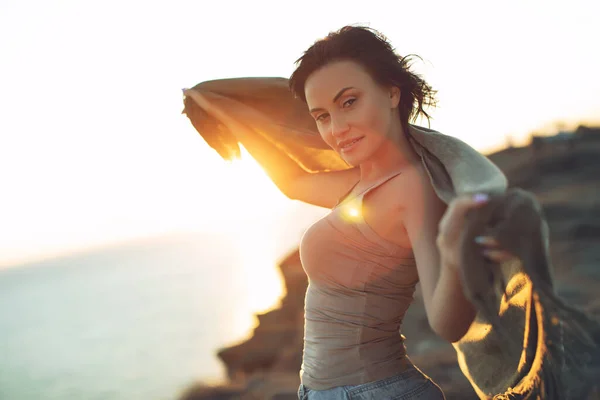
[185,25,511,400]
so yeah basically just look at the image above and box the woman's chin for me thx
[341,154,364,167]
[338,141,372,166]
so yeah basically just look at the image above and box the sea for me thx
[0,232,291,400]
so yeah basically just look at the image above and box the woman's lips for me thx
[339,137,364,153]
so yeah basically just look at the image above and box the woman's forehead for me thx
[305,61,372,104]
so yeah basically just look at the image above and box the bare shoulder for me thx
[381,164,439,211]
[396,164,445,214]
[360,165,431,213]
[357,166,439,249]
[396,163,447,266]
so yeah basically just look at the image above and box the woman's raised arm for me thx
[184,89,360,209]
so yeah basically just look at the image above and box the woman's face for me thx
[304,60,400,166]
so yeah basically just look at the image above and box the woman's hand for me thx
[183,88,211,110]
[183,88,246,127]
[436,193,516,272]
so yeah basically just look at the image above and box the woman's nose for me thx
[330,114,350,137]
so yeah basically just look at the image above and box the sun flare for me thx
[207,145,290,231]
[338,199,363,223]
[215,145,289,314]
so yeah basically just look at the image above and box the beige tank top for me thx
[299,170,419,390]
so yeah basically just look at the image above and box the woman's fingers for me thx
[183,89,233,124]
[439,193,489,239]
[183,88,208,106]
[438,193,518,267]
[482,248,517,263]
[475,235,499,247]
[476,235,516,261]
[437,193,491,270]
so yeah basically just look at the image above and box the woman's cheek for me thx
[319,127,336,150]
[366,105,382,131]
[366,105,389,139]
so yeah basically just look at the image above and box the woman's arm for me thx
[401,166,478,343]
[184,89,360,208]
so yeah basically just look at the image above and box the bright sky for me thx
[1,0,599,268]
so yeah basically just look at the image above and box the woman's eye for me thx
[343,98,356,107]
[316,113,330,122]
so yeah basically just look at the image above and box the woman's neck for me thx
[358,125,420,185]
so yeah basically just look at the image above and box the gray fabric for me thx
[182,77,600,399]
[457,189,600,399]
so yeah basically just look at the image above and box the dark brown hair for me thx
[289,26,437,131]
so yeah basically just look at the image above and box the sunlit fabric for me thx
[457,189,600,399]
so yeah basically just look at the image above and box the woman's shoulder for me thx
[386,163,443,211]
[390,162,430,190]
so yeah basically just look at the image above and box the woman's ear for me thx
[389,86,401,108]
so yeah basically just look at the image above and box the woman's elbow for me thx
[435,325,469,343]
[429,312,474,343]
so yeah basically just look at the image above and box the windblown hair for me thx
[289,25,437,131]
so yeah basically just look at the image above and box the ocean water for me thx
[0,233,280,400]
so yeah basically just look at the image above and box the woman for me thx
[185,25,511,400]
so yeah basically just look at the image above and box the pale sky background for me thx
[1,0,599,269]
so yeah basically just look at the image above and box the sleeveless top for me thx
[299,170,419,390]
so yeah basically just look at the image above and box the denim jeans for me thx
[297,366,445,400]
